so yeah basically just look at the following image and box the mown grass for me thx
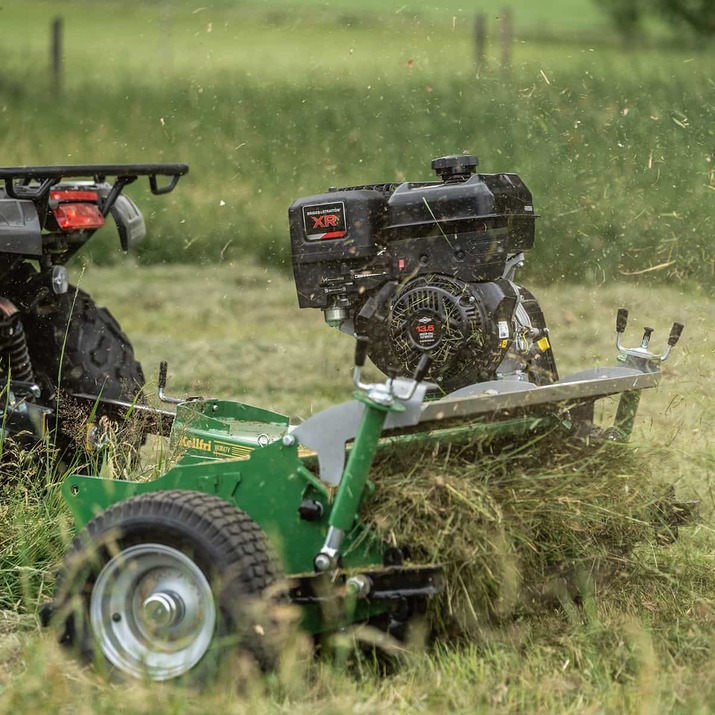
[0,263,712,713]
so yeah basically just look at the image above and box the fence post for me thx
[51,17,63,95]
[500,7,512,75]
[474,12,487,69]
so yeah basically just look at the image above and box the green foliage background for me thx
[0,0,713,291]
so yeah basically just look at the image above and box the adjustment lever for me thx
[157,361,202,404]
[668,322,684,348]
[616,307,628,335]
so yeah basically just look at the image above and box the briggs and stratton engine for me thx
[289,155,558,392]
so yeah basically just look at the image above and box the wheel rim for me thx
[90,543,217,681]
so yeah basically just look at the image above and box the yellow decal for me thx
[499,339,509,349]
[178,435,213,453]
[537,336,551,352]
[178,435,255,459]
[212,440,254,459]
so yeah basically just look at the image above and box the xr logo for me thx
[311,214,339,229]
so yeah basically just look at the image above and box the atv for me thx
[0,163,187,465]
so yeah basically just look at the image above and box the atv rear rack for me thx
[0,163,189,202]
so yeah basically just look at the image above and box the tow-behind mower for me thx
[47,156,688,682]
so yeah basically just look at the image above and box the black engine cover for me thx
[289,156,535,311]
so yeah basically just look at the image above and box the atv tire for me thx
[53,490,285,682]
[23,285,145,467]
[29,285,144,399]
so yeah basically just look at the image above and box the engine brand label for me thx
[302,202,347,240]
[410,313,442,349]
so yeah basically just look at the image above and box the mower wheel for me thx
[54,490,283,682]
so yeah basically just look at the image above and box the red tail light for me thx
[51,200,105,230]
[50,190,100,202]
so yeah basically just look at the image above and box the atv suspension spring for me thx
[0,298,34,384]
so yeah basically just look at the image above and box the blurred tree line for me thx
[595,0,715,40]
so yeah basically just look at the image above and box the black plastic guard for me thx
[0,198,41,255]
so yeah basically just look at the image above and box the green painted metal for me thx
[64,437,385,579]
[62,365,654,637]
[614,390,642,440]
[170,399,290,462]
[328,394,397,533]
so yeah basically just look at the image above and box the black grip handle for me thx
[354,336,369,369]
[616,308,628,334]
[668,322,684,347]
[150,173,183,196]
[413,353,434,383]
[158,361,168,390]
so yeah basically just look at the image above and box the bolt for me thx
[314,554,332,572]
[346,574,371,599]
[112,612,122,623]
[282,434,296,447]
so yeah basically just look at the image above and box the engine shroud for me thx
[359,275,513,392]
[289,155,558,391]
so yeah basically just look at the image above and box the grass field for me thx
[1,1,713,289]
[0,1,714,711]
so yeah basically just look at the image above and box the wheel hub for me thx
[142,591,185,629]
[90,543,217,681]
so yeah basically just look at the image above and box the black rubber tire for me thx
[22,285,145,466]
[53,490,284,682]
[26,285,144,401]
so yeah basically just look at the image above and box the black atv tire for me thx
[23,285,145,466]
[28,284,144,400]
[53,490,285,682]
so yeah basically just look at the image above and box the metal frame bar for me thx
[0,164,188,201]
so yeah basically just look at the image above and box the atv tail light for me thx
[50,190,100,202]
[52,202,105,230]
